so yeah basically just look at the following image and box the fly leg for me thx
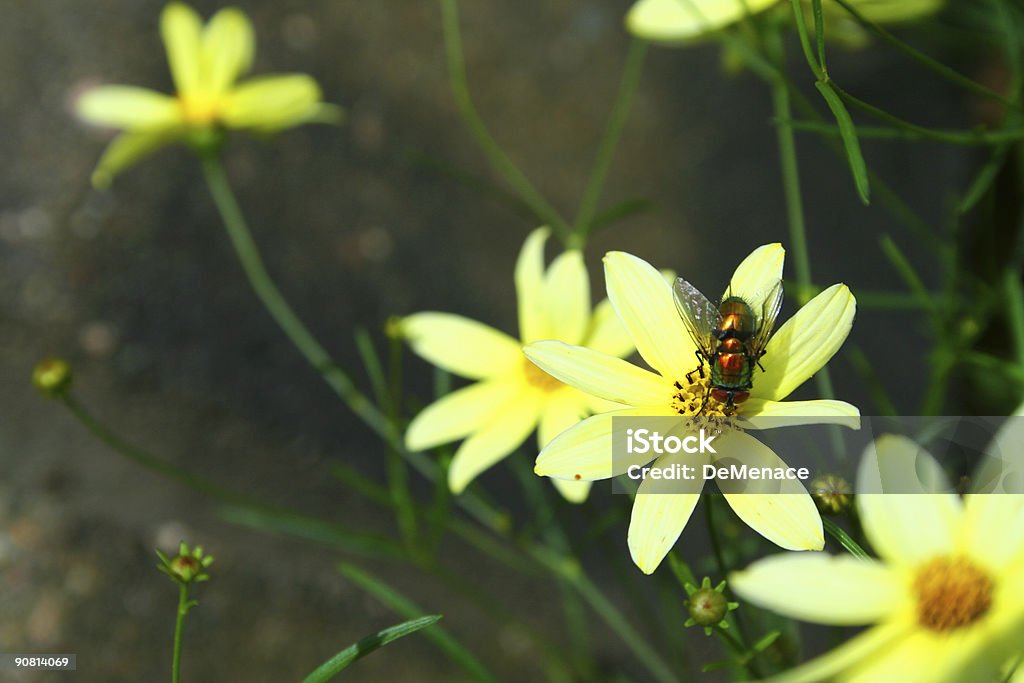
[685,350,706,384]
[756,350,767,373]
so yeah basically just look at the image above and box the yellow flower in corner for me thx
[730,435,1024,682]
[402,228,634,502]
[76,3,339,187]
[525,244,859,573]
[626,0,943,45]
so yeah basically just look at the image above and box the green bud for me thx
[810,474,853,516]
[157,542,214,585]
[684,577,739,635]
[32,357,73,398]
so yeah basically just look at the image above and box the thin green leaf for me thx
[338,562,498,683]
[354,327,390,409]
[301,615,442,683]
[822,518,870,559]
[814,81,870,204]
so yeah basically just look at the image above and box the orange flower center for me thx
[914,556,993,631]
[522,357,564,392]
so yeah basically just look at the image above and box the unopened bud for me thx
[810,474,853,516]
[33,357,72,398]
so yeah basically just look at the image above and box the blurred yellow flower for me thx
[76,3,339,187]
[525,244,859,573]
[626,0,943,45]
[731,435,1024,682]
[402,228,634,502]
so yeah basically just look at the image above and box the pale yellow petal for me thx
[857,434,951,495]
[89,129,182,189]
[544,250,590,345]
[516,227,550,343]
[974,403,1024,494]
[629,463,705,574]
[538,390,588,448]
[846,632,950,683]
[161,2,203,95]
[626,0,778,44]
[524,341,669,407]
[202,7,254,95]
[961,495,1024,571]
[765,621,912,683]
[584,298,634,358]
[551,477,592,503]
[604,251,695,380]
[448,393,541,493]
[754,283,856,401]
[715,431,823,550]
[77,86,182,130]
[535,408,676,481]
[402,312,522,380]
[405,380,520,451]
[725,242,784,314]
[741,398,860,429]
[856,493,960,565]
[730,554,903,625]
[221,74,322,131]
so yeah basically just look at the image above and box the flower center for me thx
[914,556,993,631]
[669,373,736,433]
[522,357,564,392]
[178,92,220,126]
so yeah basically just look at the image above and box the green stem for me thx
[1005,269,1024,369]
[172,583,188,683]
[439,0,570,239]
[572,38,648,243]
[765,25,837,400]
[200,154,505,532]
[822,518,870,559]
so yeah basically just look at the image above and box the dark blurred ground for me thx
[0,0,991,681]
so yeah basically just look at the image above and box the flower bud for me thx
[810,474,853,516]
[684,577,738,635]
[32,357,73,398]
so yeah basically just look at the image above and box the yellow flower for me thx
[76,3,339,187]
[626,0,943,45]
[402,228,634,502]
[730,434,1024,682]
[524,244,859,573]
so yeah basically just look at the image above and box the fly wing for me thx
[749,279,784,357]
[673,277,721,358]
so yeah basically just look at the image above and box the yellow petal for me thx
[551,477,592,503]
[89,129,182,189]
[846,631,950,683]
[405,379,520,451]
[856,492,960,565]
[973,402,1024,494]
[515,227,551,343]
[161,2,203,95]
[717,432,824,550]
[629,465,705,574]
[402,312,522,380]
[856,433,951,495]
[725,242,784,315]
[741,398,861,429]
[584,298,634,358]
[448,392,540,493]
[76,86,182,130]
[544,250,590,345]
[535,408,675,481]
[764,621,913,683]
[202,7,254,95]
[604,251,695,380]
[730,554,903,625]
[524,340,669,407]
[960,495,1024,571]
[538,390,587,448]
[626,0,778,44]
[754,283,856,401]
[221,74,323,131]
